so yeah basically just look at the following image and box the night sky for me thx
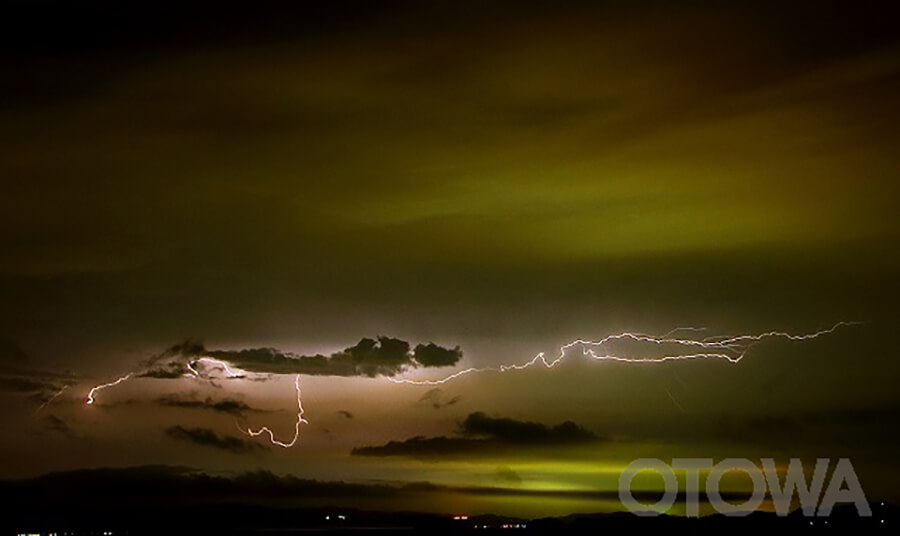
[1,0,899,520]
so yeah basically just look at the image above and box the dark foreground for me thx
[6,507,897,536]
[2,466,894,535]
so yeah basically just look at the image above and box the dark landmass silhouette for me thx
[1,465,894,535]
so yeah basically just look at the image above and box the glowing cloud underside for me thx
[83,322,858,448]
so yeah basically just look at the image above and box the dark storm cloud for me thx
[162,339,206,357]
[463,412,596,443]
[137,340,202,378]
[353,436,484,458]
[412,343,463,368]
[138,362,187,379]
[156,395,259,416]
[164,426,266,454]
[337,410,354,419]
[352,412,599,458]
[416,388,462,409]
[148,336,463,378]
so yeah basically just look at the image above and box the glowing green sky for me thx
[1,1,898,517]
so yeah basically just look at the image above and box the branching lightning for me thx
[386,321,860,386]
[80,322,859,448]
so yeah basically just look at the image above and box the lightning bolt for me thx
[85,359,245,407]
[33,385,68,415]
[243,374,308,448]
[386,321,861,385]
[86,373,133,405]
[81,322,859,447]
[187,357,246,378]
[84,365,306,448]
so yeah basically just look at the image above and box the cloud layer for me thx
[353,412,599,458]
[144,336,463,379]
[165,426,266,454]
[156,395,259,416]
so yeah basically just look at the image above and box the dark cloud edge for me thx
[164,425,268,454]
[155,394,264,416]
[139,336,463,379]
[352,411,602,459]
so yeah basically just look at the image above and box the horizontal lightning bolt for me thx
[386,321,860,386]
[80,322,859,447]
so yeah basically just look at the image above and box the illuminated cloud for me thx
[147,336,463,378]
